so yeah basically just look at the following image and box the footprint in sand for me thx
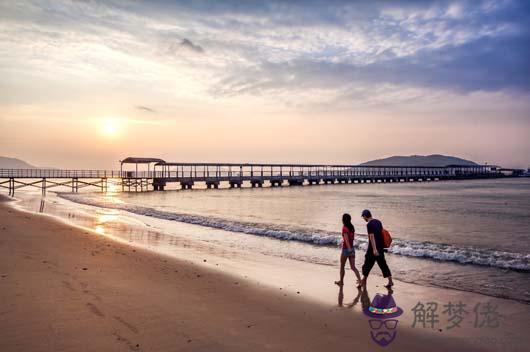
[86,302,105,317]
[61,281,76,292]
[114,316,139,334]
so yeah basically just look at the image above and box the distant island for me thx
[0,156,59,169]
[361,154,479,167]
[0,156,39,169]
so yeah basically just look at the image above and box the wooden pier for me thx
[0,157,505,195]
[0,169,119,196]
[145,161,498,191]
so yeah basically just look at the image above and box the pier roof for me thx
[121,157,166,164]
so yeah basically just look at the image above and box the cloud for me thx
[1,0,529,111]
[167,38,204,55]
[212,27,530,101]
[181,38,204,53]
[136,105,157,113]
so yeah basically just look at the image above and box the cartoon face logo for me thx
[368,319,399,346]
[363,292,403,347]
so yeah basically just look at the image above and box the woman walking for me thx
[335,213,362,287]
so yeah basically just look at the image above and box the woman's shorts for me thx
[342,248,355,257]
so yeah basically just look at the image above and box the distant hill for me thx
[361,154,479,167]
[0,156,38,169]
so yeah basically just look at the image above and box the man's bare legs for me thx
[385,276,394,288]
[360,275,393,288]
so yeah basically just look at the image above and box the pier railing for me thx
[0,164,497,180]
[0,163,501,194]
[150,163,494,180]
[0,165,495,179]
[0,169,122,178]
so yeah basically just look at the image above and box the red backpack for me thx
[381,228,393,248]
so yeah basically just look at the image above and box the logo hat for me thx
[363,293,403,319]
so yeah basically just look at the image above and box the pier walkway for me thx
[0,157,504,195]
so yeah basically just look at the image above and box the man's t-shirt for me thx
[366,219,384,251]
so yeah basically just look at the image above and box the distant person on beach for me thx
[335,213,362,287]
[360,209,394,288]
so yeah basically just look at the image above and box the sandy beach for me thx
[2,0,529,350]
[1,196,528,352]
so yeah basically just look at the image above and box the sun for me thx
[101,119,119,138]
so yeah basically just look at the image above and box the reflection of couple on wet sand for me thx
[337,284,393,311]
[335,209,394,288]
[339,285,402,348]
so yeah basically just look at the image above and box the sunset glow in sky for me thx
[1,0,529,168]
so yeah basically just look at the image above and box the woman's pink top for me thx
[342,225,355,249]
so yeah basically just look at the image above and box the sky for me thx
[0,0,529,169]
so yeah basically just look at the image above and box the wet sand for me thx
[1,196,528,351]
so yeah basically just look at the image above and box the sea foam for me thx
[59,193,530,272]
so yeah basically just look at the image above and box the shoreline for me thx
[56,189,530,273]
[17,189,530,305]
[1,196,529,351]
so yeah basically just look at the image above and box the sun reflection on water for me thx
[94,209,120,235]
[102,180,124,204]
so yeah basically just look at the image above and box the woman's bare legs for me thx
[335,254,347,286]
[348,255,362,287]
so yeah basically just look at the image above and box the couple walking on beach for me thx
[335,209,394,289]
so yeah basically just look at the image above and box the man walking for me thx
[360,209,394,288]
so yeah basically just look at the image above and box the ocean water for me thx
[15,178,530,303]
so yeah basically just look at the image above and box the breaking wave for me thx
[59,193,530,272]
